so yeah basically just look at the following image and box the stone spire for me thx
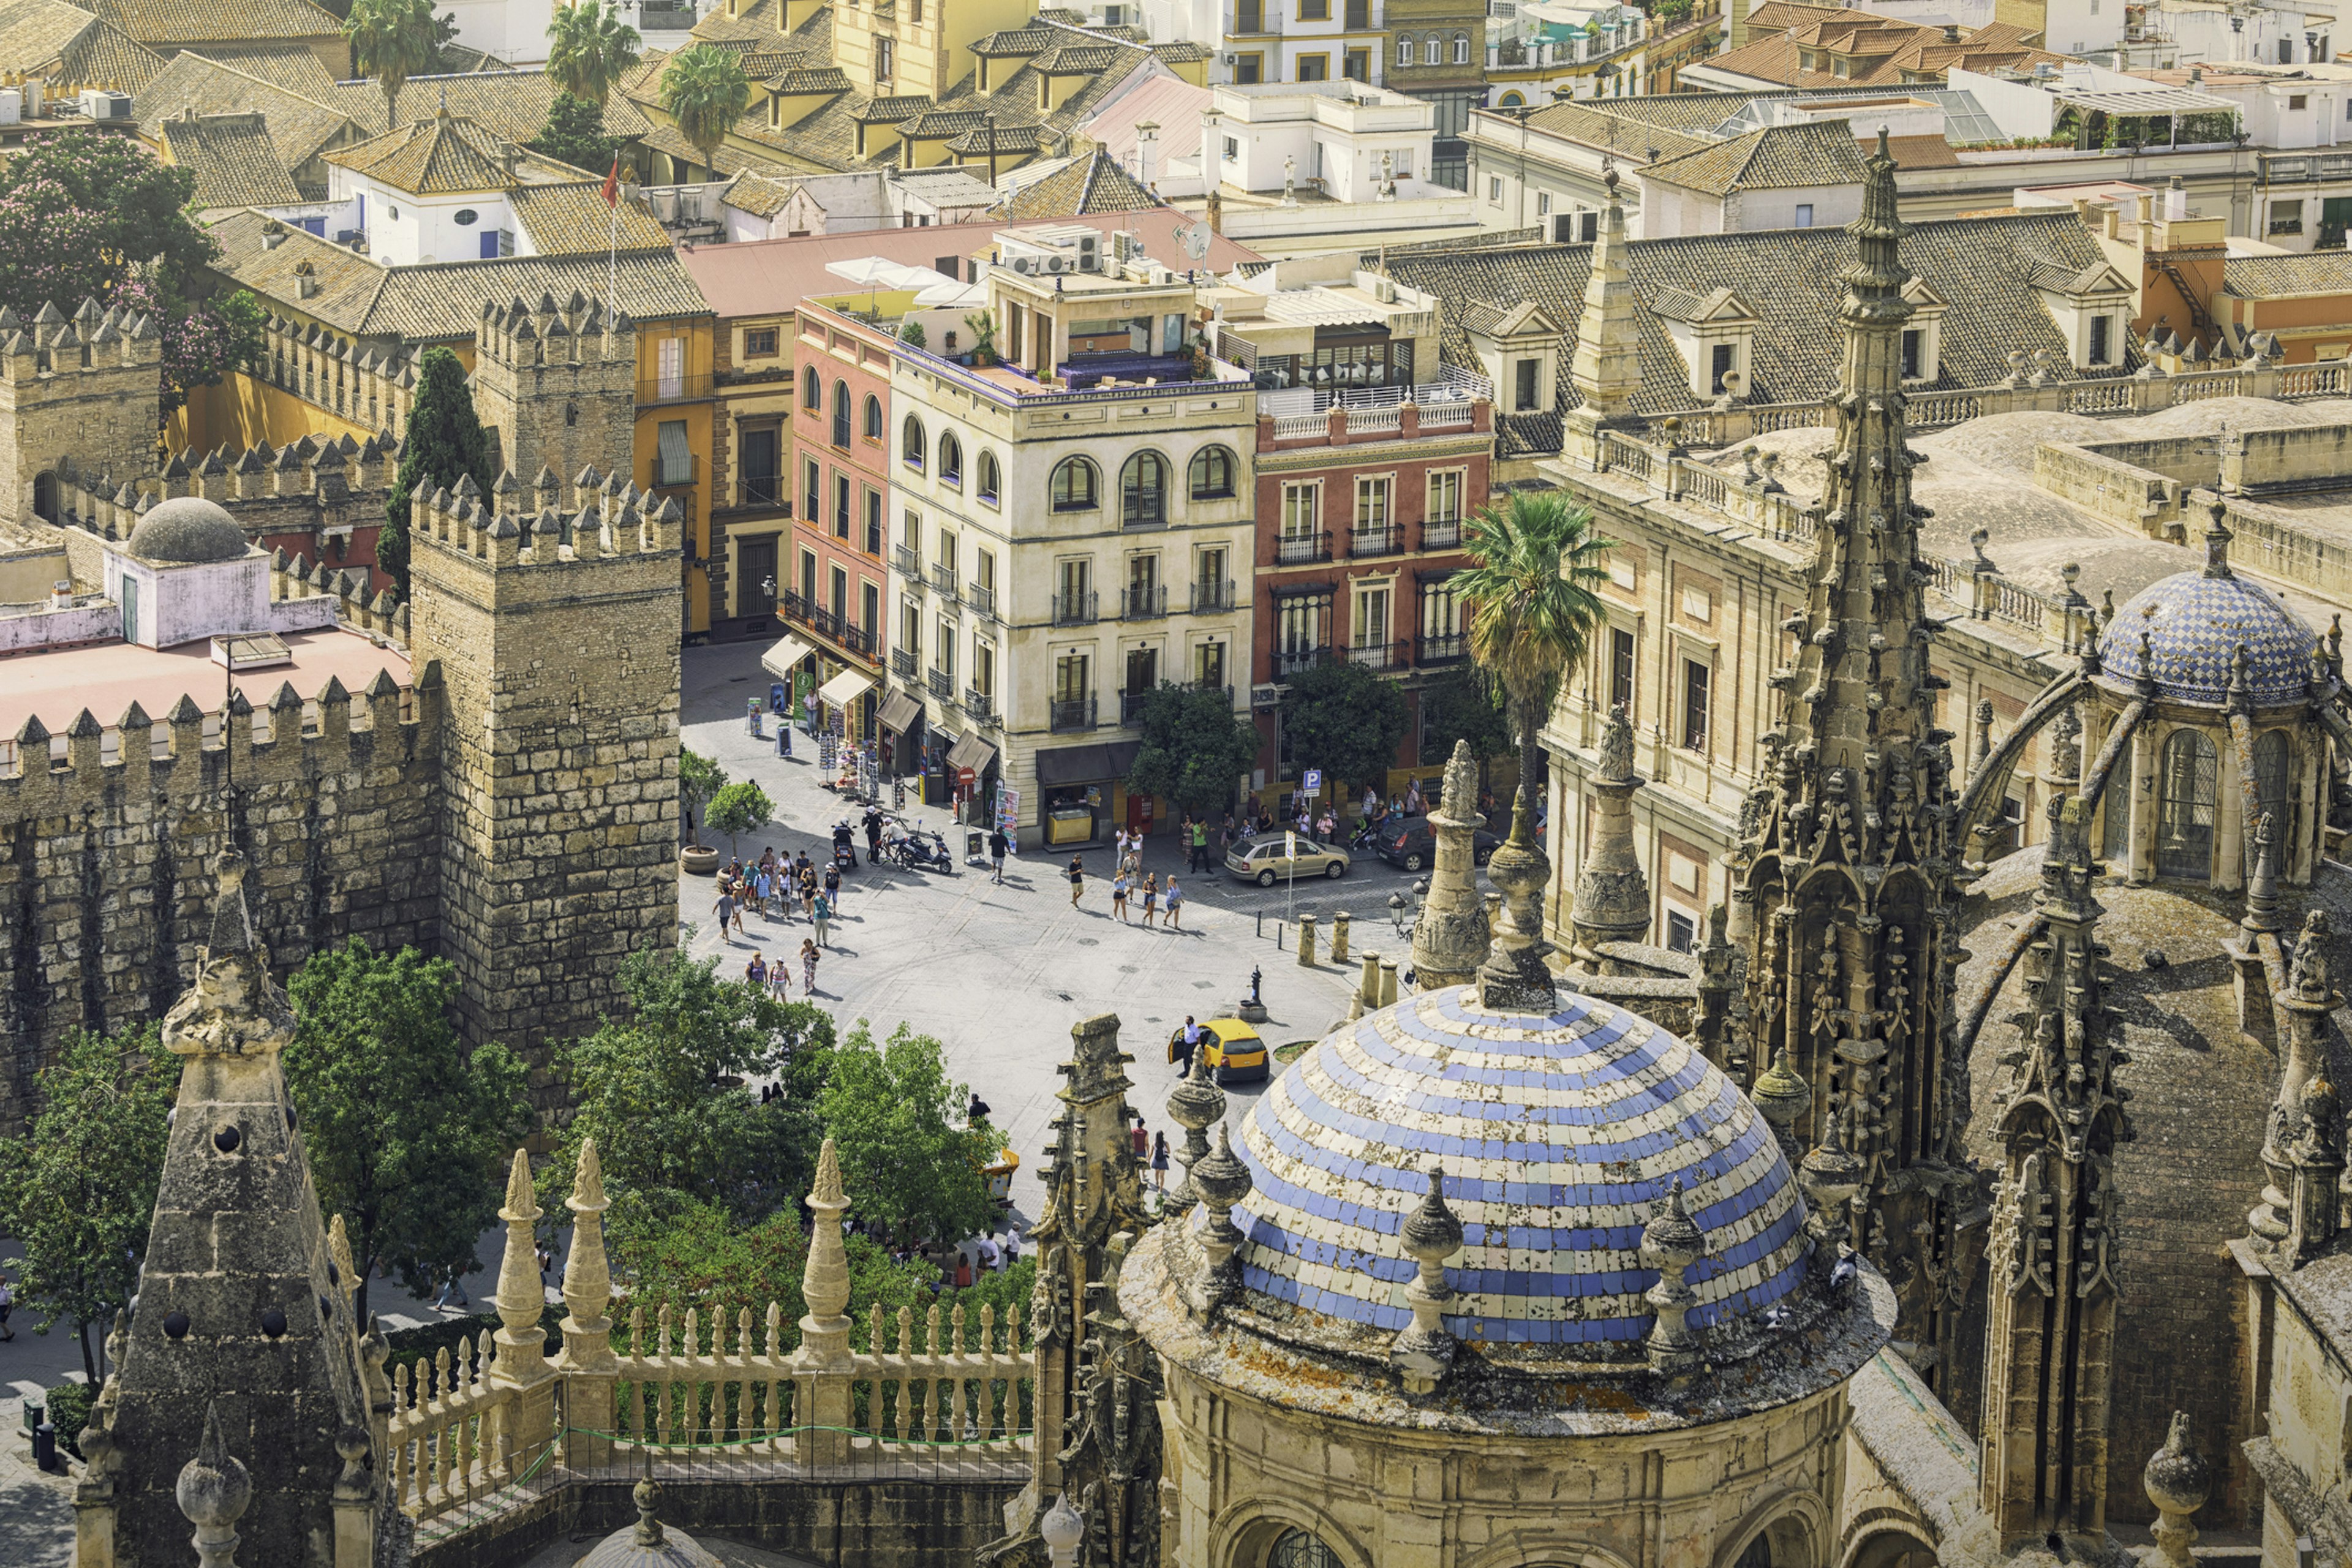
[1163,1044,1226,1215]
[1724,127,1967,1376]
[99,852,391,1567]
[798,1138,853,1355]
[491,1150,548,1370]
[1979,793,2130,1553]
[1569,704,1651,961]
[1566,165,1642,454]
[552,1138,617,1469]
[1410,739,1493,989]
[1389,1163,1463,1393]
[1476,785,1558,1013]
[2252,910,2344,1261]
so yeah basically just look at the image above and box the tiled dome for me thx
[1234,985,1810,1349]
[2098,570,2316,706]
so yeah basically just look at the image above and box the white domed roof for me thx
[127,497,250,564]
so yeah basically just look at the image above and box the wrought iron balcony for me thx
[1051,590,1098,627]
[1275,530,1331,566]
[1348,522,1404,559]
[891,647,917,680]
[930,563,959,597]
[964,582,997,619]
[1120,690,1152,725]
[1421,518,1463,551]
[1123,584,1167,620]
[1050,695,1097,733]
[1189,578,1234,613]
[893,545,921,578]
[963,690,995,725]
[1347,639,1407,673]
[927,668,956,704]
[1417,633,1467,667]
[1275,647,1328,677]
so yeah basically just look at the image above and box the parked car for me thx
[1167,1018,1269,1085]
[1375,815,1501,873]
[1224,835,1350,886]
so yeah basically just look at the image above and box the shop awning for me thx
[817,668,876,709]
[1034,739,1141,787]
[877,690,924,734]
[945,729,998,774]
[761,635,815,682]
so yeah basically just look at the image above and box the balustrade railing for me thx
[1275,530,1331,566]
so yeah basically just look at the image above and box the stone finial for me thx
[1164,1041,1226,1213]
[1798,1118,1865,1273]
[492,1149,545,1334]
[1189,1121,1252,1319]
[2202,500,2233,579]
[1476,785,1558,1013]
[208,849,257,957]
[2291,908,2333,1003]
[1041,1492,1085,1568]
[176,1402,252,1568]
[1639,1180,1705,1374]
[2143,1411,2211,1568]
[1750,1045,1814,1161]
[562,1137,611,1333]
[632,1452,668,1548]
[1391,1161,1464,1392]
[1410,739,1491,990]
[797,1138,853,1357]
[1572,705,1651,960]
[2245,813,2280,935]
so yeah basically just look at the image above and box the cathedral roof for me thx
[1235,984,1810,1351]
[2096,568,2317,706]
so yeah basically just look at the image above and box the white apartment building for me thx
[1142,0,1389,85]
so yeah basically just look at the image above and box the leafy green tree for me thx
[345,0,443,128]
[706,780,774,859]
[1417,665,1513,785]
[1276,657,1411,802]
[1451,490,1616,799]
[284,940,532,1322]
[528,91,623,175]
[819,1023,1000,1248]
[546,948,837,1228]
[1126,684,1259,816]
[680,747,727,843]
[659,45,750,177]
[546,0,642,107]
[0,1026,176,1388]
[382,345,492,599]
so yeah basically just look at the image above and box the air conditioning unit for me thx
[79,88,131,121]
[1220,50,1237,63]
[1046,254,1069,273]
[1011,254,1037,274]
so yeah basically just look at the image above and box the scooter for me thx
[883,818,956,873]
[831,822,859,870]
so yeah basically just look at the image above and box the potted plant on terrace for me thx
[680,747,726,875]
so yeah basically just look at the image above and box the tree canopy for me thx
[284,939,533,1322]
[659,45,750,174]
[1126,684,1261,815]
[528,91,624,176]
[1452,489,1616,796]
[344,0,443,128]
[546,0,643,106]
[707,780,774,859]
[818,1023,1000,1248]
[382,345,494,598]
[0,1025,177,1387]
[1417,665,1514,782]
[1275,657,1411,798]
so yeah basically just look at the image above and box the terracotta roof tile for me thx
[1640,119,1865,195]
[80,0,342,48]
[0,0,164,92]
[2223,250,2352,299]
[323,113,591,195]
[179,39,336,95]
[134,51,356,167]
[509,183,673,252]
[995,149,1157,218]
[159,111,304,209]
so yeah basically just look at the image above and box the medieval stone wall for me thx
[0,677,439,1127]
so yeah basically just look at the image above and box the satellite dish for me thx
[1178,221,1212,263]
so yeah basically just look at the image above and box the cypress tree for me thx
[382,345,492,600]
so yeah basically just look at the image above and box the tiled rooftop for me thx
[0,627,409,739]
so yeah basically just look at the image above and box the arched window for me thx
[863,393,883,442]
[2157,727,2218,880]
[2101,733,2133,862]
[831,381,851,448]
[940,431,963,486]
[1269,1531,1343,1568]
[1121,450,1167,526]
[1051,456,1099,511]
[1396,34,1413,65]
[2253,726,2293,875]
[1736,1534,1776,1568]
[902,413,926,471]
[1499,89,1525,107]
[1423,35,1441,63]
[977,450,1001,506]
[802,365,821,408]
[1452,30,1470,62]
[1188,445,1235,499]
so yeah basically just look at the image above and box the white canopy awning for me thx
[914,279,987,309]
[817,668,876,709]
[761,635,815,682]
[823,257,955,291]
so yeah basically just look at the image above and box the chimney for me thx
[2165,172,2187,221]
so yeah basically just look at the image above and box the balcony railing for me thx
[1190,578,1235,614]
[1120,690,1152,725]
[1052,590,1098,627]
[1123,584,1167,620]
[1275,530,1331,566]
[783,591,878,660]
[927,669,956,704]
[891,647,917,680]
[1349,522,1403,558]
[1421,518,1462,551]
[1347,638,1407,673]
[741,475,784,508]
[636,372,716,405]
[841,622,876,658]
[930,563,959,596]
[1050,696,1097,733]
[964,690,995,725]
[894,545,921,578]
[964,582,997,619]
[1121,492,1166,530]
[1417,633,1467,666]
[1275,647,1328,677]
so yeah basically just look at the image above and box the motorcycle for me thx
[882,817,956,873]
[831,822,859,870]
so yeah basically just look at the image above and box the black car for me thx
[1375,815,1501,872]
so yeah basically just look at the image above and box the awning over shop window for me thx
[944,729,998,774]
[1034,739,1142,787]
[761,635,815,682]
[877,690,924,734]
[817,668,876,709]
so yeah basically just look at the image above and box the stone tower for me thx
[469,295,638,497]
[1724,130,1973,1377]
[1978,792,2129,1553]
[78,851,399,1568]
[404,461,682,1098]
[0,298,164,522]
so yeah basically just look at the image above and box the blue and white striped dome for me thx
[2098,570,2316,706]
[1234,985,1811,1350]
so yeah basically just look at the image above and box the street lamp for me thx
[1388,889,1409,936]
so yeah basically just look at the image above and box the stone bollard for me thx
[1379,959,1400,1007]
[1330,910,1351,966]
[1359,951,1381,1011]
[1297,913,1318,966]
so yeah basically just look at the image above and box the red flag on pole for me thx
[601,155,620,207]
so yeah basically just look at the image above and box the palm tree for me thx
[658,44,750,179]
[1451,489,1618,804]
[344,0,442,129]
[546,0,643,107]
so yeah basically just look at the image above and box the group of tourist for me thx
[711,848,846,996]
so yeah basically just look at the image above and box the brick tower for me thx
[404,401,682,1096]
[469,293,639,496]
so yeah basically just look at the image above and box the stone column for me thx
[1411,741,1492,990]
[1570,705,1651,965]
[2128,719,2160,884]
[551,1139,617,1471]
[488,1151,556,1480]
[790,1140,856,1464]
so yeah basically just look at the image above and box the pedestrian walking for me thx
[1175,1016,1200,1075]
[769,953,793,1000]
[434,1268,469,1312]
[823,861,843,902]
[803,691,818,734]
[1112,872,1131,922]
[1189,816,1210,873]
[1165,876,1185,930]
[1141,872,1160,929]
[730,881,748,940]
[1068,856,1086,908]
[0,1275,15,1341]
[536,1241,553,1285]
[1131,1115,1150,1162]
[813,890,834,948]
[801,870,818,922]
[1150,1132,1169,1192]
[714,884,737,944]
[801,938,820,994]
[746,951,768,989]
[989,826,1009,883]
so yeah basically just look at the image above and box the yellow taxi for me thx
[1169,1017,1270,1085]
